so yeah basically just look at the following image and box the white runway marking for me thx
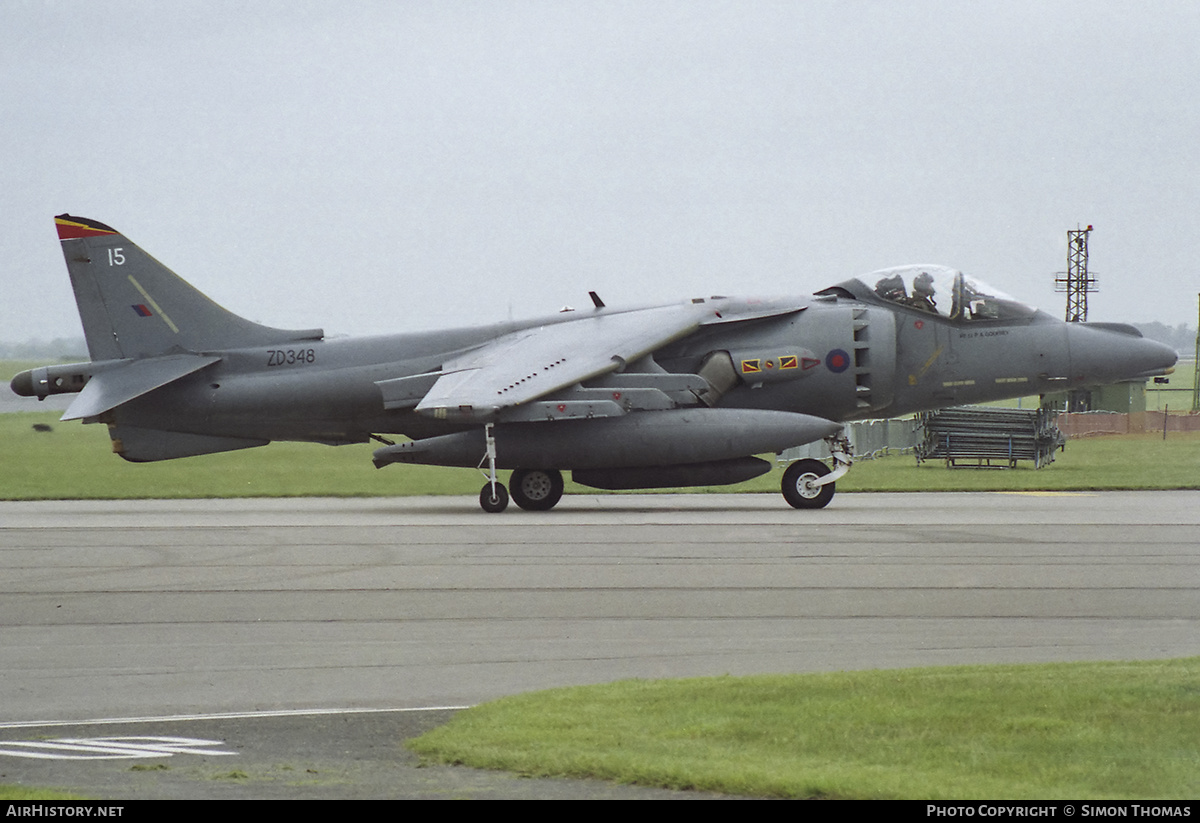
[0,736,236,760]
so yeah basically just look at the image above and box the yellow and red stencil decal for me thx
[742,353,815,375]
[54,214,119,240]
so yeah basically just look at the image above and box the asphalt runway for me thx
[1,491,1197,798]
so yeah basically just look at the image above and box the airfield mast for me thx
[1053,225,1099,412]
[1055,225,1097,322]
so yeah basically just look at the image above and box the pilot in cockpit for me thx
[875,271,938,314]
[874,273,907,302]
[907,271,937,314]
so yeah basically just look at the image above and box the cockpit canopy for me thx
[839,265,1038,323]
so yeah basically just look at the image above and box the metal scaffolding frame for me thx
[1055,225,1098,323]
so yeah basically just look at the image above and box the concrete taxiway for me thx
[1,491,1197,797]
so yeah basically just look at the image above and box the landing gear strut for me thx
[477,422,508,513]
[781,433,851,510]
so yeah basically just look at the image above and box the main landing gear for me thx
[479,468,566,513]
[475,426,853,513]
[476,424,565,513]
[780,434,852,510]
[509,468,565,511]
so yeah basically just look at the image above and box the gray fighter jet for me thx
[11,215,1177,511]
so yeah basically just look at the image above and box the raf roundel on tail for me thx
[11,216,1178,511]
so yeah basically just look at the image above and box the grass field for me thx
[1146,357,1196,412]
[3,407,1198,499]
[409,658,1200,799]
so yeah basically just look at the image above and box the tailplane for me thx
[54,214,323,360]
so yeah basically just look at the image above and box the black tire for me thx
[479,482,509,513]
[509,468,565,511]
[781,459,835,509]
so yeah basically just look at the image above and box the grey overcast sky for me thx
[3,0,1198,343]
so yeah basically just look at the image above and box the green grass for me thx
[1146,358,1196,412]
[409,658,1200,799]
[3,360,55,379]
[2,409,1198,499]
[0,411,477,499]
[836,432,1200,492]
[0,786,87,800]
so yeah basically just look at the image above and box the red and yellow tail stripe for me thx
[55,214,119,240]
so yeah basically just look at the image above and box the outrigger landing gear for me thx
[781,433,852,510]
[479,482,508,513]
[477,422,509,513]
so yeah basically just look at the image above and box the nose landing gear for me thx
[781,434,851,510]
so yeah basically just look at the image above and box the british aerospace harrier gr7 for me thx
[11,215,1177,511]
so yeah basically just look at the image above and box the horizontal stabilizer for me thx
[62,354,221,420]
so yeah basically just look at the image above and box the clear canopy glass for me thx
[861,265,1036,322]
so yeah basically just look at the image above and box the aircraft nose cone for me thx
[1068,323,1178,385]
[1120,334,1178,378]
[1146,338,1180,375]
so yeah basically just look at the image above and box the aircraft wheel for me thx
[479,483,509,513]
[509,468,565,511]
[782,459,835,509]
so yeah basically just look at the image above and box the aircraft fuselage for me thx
[11,216,1178,509]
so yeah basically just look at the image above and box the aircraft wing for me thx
[412,304,710,422]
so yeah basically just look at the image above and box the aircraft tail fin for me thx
[54,214,323,361]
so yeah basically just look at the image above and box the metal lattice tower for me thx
[1054,225,1098,322]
